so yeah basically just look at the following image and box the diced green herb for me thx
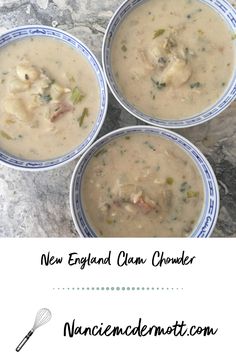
[0,130,12,140]
[106,219,114,225]
[48,79,55,88]
[67,74,76,83]
[151,79,166,90]
[39,94,52,103]
[153,29,165,39]
[187,8,202,19]
[120,149,127,155]
[180,181,190,192]
[18,134,23,138]
[125,136,131,140]
[158,56,168,66]
[198,29,204,35]
[232,34,236,40]
[166,177,174,185]
[121,44,127,52]
[190,82,201,89]
[71,86,85,104]
[151,78,166,90]
[94,148,107,158]
[78,107,89,127]
[222,82,226,87]
[187,190,199,198]
[144,141,156,151]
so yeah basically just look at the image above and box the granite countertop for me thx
[0,0,235,237]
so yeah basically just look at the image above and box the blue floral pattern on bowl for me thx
[0,25,108,170]
[102,0,236,128]
[70,126,220,237]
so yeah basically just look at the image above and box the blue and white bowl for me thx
[0,25,108,171]
[70,126,220,237]
[102,0,236,129]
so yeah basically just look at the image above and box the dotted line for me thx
[52,287,183,291]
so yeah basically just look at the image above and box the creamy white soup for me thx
[82,133,204,237]
[111,0,235,119]
[0,36,100,160]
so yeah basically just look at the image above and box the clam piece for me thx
[16,63,39,83]
[146,46,168,68]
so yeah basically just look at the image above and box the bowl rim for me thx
[102,0,236,129]
[70,125,220,238]
[0,24,108,171]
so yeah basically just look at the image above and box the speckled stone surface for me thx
[0,0,236,237]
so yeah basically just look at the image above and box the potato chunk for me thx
[4,98,30,122]
[8,78,30,93]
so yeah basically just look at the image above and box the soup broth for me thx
[111,0,234,119]
[82,133,204,237]
[0,36,100,160]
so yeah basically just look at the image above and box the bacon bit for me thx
[135,196,155,214]
[50,102,74,122]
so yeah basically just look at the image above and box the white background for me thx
[0,239,235,353]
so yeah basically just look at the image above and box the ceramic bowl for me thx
[70,126,220,237]
[102,0,236,128]
[0,25,108,171]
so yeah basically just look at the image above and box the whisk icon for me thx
[16,308,52,352]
